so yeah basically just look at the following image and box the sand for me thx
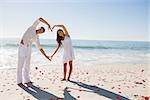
[0,63,149,100]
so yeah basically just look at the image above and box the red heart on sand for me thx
[145,96,149,100]
[35,67,38,70]
[112,87,115,89]
[79,89,82,92]
[141,69,144,72]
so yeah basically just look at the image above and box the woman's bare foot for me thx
[67,78,71,82]
[61,79,66,81]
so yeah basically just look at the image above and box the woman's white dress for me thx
[61,36,75,63]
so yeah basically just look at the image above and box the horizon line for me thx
[0,37,149,42]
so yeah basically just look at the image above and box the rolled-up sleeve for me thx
[35,37,42,50]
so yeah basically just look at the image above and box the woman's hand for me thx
[52,25,64,28]
[51,25,65,32]
[51,25,56,31]
[50,55,53,60]
[56,25,64,27]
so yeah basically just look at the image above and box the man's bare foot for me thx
[17,83,24,87]
[24,81,33,87]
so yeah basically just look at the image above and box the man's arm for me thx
[39,17,51,30]
[40,48,51,61]
[35,37,51,61]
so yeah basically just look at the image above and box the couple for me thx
[17,17,75,87]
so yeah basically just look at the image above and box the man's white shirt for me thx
[21,19,42,49]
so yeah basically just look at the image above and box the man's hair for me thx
[41,27,45,32]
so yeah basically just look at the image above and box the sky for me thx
[0,0,149,41]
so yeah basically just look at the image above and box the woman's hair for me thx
[56,29,64,46]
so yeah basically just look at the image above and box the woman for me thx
[51,25,75,81]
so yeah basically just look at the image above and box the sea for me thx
[0,38,149,69]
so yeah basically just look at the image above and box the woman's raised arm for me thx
[53,25,69,36]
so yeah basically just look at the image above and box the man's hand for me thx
[46,55,51,61]
[51,25,56,31]
[40,48,51,61]
[48,24,52,32]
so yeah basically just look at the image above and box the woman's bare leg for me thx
[68,61,73,81]
[62,63,67,81]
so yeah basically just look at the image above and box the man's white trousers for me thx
[17,44,31,84]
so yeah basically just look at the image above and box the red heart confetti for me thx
[35,67,38,70]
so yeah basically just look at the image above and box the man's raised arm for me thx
[39,17,51,30]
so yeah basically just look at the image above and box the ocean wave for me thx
[2,43,149,50]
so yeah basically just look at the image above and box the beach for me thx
[0,38,149,100]
[0,0,149,99]
[0,63,149,100]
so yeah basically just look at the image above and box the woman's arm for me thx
[40,48,51,61]
[51,44,61,58]
[53,25,69,36]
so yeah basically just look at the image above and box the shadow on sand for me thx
[19,81,129,100]
[64,87,76,100]
[19,84,76,100]
[70,80,129,100]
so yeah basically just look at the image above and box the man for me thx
[17,17,51,87]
